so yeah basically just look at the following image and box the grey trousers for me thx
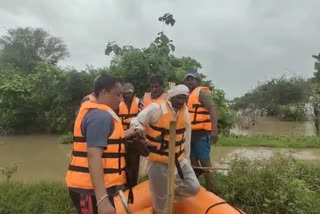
[148,162,200,214]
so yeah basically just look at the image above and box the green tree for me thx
[0,27,70,73]
[0,65,32,134]
[233,77,312,116]
[0,62,101,135]
[311,53,320,135]
[105,13,235,133]
[105,13,204,95]
[105,13,178,95]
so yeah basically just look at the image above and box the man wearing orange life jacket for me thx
[118,83,142,130]
[74,93,96,117]
[184,71,218,192]
[142,75,168,110]
[80,74,100,104]
[66,75,137,214]
[131,84,200,214]
[75,74,100,117]
[117,82,147,204]
[82,93,96,103]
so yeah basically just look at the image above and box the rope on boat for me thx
[205,201,244,214]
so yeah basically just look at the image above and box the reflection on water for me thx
[1,135,320,182]
[231,117,315,136]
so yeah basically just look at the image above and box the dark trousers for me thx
[69,190,114,214]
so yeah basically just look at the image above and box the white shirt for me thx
[130,100,191,168]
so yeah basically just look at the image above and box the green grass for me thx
[216,136,320,148]
[200,153,320,214]
[0,181,75,214]
[1,154,320,214]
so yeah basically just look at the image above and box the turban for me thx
[168,84,189,99]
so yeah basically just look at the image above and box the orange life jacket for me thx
[145,100,187,164]
[187,87,212,131]
[143,92,168,109]
[82,93,96,103]
[118,97,140,130]
[66,101,126,190]
[75,93,97,117]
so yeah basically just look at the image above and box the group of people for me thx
[65,71,218,214]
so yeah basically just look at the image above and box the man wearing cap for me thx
[184,71,218,192]
[131,84,200,214]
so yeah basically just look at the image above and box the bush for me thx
[204,153,320,214]
[0,181,75,214]
[212,88,237,134]
[279,104,307,121]
[58,132,73,144]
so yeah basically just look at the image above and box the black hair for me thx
[149,75,164,86]
[93,74,120,96]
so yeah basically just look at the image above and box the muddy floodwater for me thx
[231,117,314,136]
[1,135,319,182]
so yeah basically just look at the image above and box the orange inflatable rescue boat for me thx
[114,180,245,214]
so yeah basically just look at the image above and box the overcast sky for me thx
[1,0,320,98]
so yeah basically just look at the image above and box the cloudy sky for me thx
[1,0,320,98]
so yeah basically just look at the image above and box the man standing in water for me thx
[184,71,218,192]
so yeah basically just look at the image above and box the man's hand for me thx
[210,130,218,144]
[124,127,135,138]
[134,128,145,138]
[97,200,116,214]
[125,127,145,139]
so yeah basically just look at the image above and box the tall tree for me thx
[105,13,203,95]
[311,53,320,135]
[0,27,70,73]
[233,76,312,115]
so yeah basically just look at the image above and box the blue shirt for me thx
[81,109,114,148]
[69,109,115,195]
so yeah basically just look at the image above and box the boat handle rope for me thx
[205,201,244,214]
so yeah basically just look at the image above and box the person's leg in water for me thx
[190,137,204,178]
[191,135,215,191]
[199,135,215,192]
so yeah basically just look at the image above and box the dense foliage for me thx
[311,53,320,135]
[232,77,312,119]
[0,15,235,135]
[200,154,320,214]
